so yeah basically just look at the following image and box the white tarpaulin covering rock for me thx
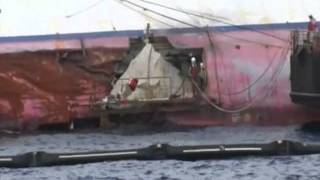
[110,43,192,101]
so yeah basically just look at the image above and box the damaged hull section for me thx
[0,42,128,129]
[0,23,320,129]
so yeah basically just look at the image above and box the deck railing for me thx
[292,30,320,47]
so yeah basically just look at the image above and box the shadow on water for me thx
[6,118,320,146]
[25,118,198,137]
[300,121,320,133]
[296,121,320,142]
[108,121,200,135]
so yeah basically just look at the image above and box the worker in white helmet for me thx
[190,57,198,76]
[189,56,199,96]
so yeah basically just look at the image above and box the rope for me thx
[218,33,287,49]
[219,47,283,96]
[114,0,175,28]
[117,0,292,113]
[147,43,153,88]
[137,0,290,43]
[65,0,105,18]
[120,0,290,49]
[206,29,221,102]
[193,46,290,113]
[170,78,186,97]
[64,0,291,48]
[119,0,199,28]
[206,29,286,97]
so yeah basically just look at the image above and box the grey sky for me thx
[0,0,319,36]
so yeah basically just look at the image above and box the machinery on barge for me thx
[290,30,320,106]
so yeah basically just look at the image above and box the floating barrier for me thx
[1,140,320,168]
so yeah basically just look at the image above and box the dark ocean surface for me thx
[0,125,320,180]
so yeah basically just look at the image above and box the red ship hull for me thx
[0,23,318,129]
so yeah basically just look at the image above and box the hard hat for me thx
[191,57,196,63]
